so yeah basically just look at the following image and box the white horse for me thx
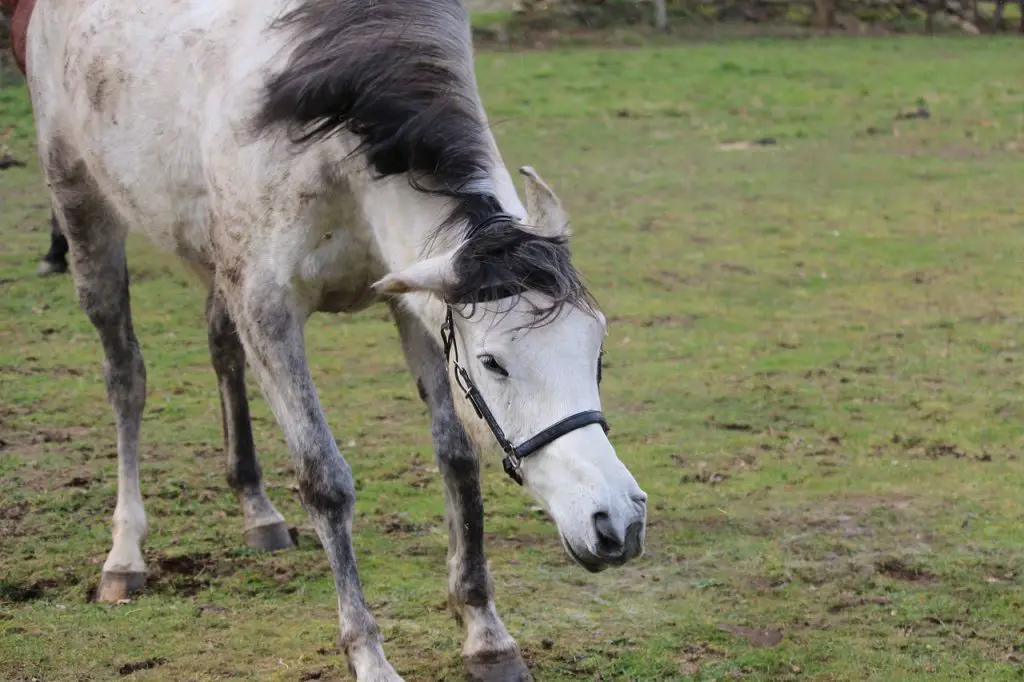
[26,1,648,680]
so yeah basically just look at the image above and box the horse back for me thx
[25,0,354,273]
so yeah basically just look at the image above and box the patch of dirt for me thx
[0,578,63,603]
[483,530,553,553]
[828,595,892,613]
[642,269,699,288]
[195,604,230,616]
[749,575,791,591]
[379,513,429,535]
[0,458,103,500]
[191,445,224,459]
[143,551,230,597]
[117,657,168,676]
[718,624,784,648]
[0,364,84,378]
[158,553,217,575]
[884,435,993,463]
[777,494,915,530]
[0,150,28,169]
[670,450,759,486]
[547,650,598,676]
[742,494,923,586]
[0,501,29,538]
[377,455,438,489]
[615,398,658,414]
[676,642,725,676]
[679,465,730,486]
[29,426,93,445]
[706,418,756,432]
[875,558,938,583]
[640,314,701,329]
[137,549,325,598]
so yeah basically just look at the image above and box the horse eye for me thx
[478,354,509,377]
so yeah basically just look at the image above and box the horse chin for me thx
[560,534,608,574]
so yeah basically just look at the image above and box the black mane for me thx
[448,215,594,326]
[256,0,593,322]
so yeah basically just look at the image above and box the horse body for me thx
[33,1,296,274]
[32,0,520,300]
[27,1,647,680]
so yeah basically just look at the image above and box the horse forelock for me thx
[448,202,596,329]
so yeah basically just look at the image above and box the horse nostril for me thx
[624,520,644,555]
[593,511,624,557]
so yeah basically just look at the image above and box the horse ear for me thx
[519,166,570,239]
[371,251,457,296]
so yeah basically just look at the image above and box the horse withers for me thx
[26,1,648,680]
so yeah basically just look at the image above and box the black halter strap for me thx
[441,296,609,486]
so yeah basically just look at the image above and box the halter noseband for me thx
[440,215,609,485]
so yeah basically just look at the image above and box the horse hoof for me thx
[95,570,146,603]
[35,260,68,277]
[243,522,295,552]
[465,650,533,682]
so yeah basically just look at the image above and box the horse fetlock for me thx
[101,535,146,579]
[237,485,292,551]
[237,487,285,525]
[461,606,530,682]
[243,520,295,552]
[460,603,518,659]
[342,633,404,682]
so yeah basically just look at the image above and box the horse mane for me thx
[255,0,593,325]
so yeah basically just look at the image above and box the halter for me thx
[440,214,609,485]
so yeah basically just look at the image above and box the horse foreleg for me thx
[205,288,294,552]
[227,277,401,682]
[391,302,533,682]
[46,138,148,602]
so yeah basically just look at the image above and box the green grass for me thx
[3,36,1024,681]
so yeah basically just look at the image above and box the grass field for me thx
[3,35,1024,682]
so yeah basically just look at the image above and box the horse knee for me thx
[439,447,478,482]
[297,455,356,518]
